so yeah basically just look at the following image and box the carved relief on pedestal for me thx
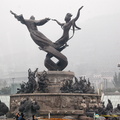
[11,97,40,116]
[10,93,101,117]
[72,97,87,110]
[54,96,71,109]
[10,99,20,114]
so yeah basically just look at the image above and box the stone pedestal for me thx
[10,71,101,119]
[37,71,74,93]
[10,93,101,118]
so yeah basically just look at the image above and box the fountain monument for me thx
[10,7,101,119]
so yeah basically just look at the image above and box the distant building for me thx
[0,71,28,86]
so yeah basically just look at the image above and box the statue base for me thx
[37,71,74,93]
[10,93,101,118]
[10,71,101,118]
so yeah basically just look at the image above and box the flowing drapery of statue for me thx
[10,6,83,71]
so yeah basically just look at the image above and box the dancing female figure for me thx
[52,6,83,48]
[44,7,83,70]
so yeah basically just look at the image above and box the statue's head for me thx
[64,13,72,22]
[30,15,35,20]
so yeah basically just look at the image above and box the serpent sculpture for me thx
[10,6,83,71]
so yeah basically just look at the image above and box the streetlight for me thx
[12,78,15,94]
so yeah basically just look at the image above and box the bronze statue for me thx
[10,7,83,71]
[17,68,38,93]
[60,76,94,94]
[37,70,49,93]
[52,6,83,48]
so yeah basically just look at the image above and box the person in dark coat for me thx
[18,113,26,120]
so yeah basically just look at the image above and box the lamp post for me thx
[103,78,107,93]
[12,78,15,94]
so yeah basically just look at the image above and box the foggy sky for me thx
[0,0,120,77]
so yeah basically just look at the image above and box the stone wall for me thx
[10,93,101,118]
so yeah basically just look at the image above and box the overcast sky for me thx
[0,0,120,76]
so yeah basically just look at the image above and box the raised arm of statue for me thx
[10,10,17,17]
[10,10,25,24]
[69,6,83,37]
[73,6,83,22]
[34,68,38,76]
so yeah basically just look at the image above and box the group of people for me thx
[15,113,37,120]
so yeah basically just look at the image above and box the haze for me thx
[0,0,120,79]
